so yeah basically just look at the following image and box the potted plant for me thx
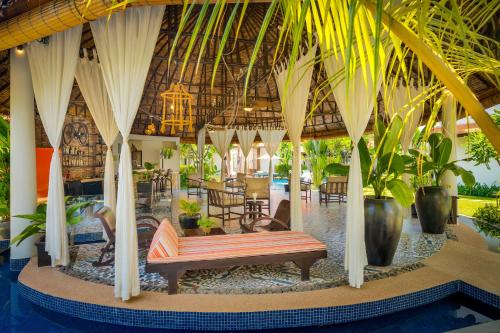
[178,199,201,229]
[326,116,413,266]
[197,215,217,235]
[408,133,475,234]
[11,197,95,267]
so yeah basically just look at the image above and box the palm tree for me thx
[169,0,500,153]
[303,140,329,188]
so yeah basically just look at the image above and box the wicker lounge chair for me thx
[319,176,348,205]
[244,177,271,214]
[146,219,327,294]
[93,206,161,267]
[239,199,291,233]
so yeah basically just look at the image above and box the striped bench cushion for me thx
[147,231,326,263]
[148,219,179,259]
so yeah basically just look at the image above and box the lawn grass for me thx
[457,195,497,217]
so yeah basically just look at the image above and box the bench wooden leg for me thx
[294,259,315,281]
[161,271,185,295]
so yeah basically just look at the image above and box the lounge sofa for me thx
[146,219,327,294]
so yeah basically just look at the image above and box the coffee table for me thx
[182,227,226,237]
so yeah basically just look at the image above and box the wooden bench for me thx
[145,220,327,294]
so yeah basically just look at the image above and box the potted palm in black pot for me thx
[11,197,95,267]
[178,199,202,229]
[326,116,413,266]
[408,133,475,234]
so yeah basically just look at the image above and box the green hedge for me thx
[458,183,499,198]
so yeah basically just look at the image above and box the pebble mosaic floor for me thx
[63,188,452,294]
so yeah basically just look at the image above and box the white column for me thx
[442,90,458,196]
[9,47,37,266]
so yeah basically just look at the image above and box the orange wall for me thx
[36,148,58,199]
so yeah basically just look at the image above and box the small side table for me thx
[246,200,263,219]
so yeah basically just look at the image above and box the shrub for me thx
[473,204,500,239]
[275,163,291,179]
[180,164,196,189]
[458,183,499,198]
[179,199,201,217]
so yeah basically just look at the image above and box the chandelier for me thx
[159,83,194,135]
[144,116,156,135]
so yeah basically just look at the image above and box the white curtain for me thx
[197,126,206,177]
[258,129,286,184]
[26,25,83,267]
[385,80,425,152]
[90,5,165,301]
[75,49,119,215]
[236,129,257,174]
[208,129,235,181]
[323,48,384,289]
[441,91,458,196]
[274,45,317,232]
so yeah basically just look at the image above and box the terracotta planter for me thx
[364,196,403,266]
[415,186,451,234]
[179,213,201,229]
[200,227,212,235]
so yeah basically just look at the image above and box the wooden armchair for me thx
[157,169,173,196]
[186,173,205,198]
[300,178,312,202]
[239,199,291,233]
[224,174,246,193]
[206,181,246,227]
[136,181,153,211]
[244,177,271,214]
[93,206,160,267]
[319,176,348,205]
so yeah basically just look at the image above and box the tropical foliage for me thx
[180,143,219,182]
[473,204,500,240]
[326,116,414,207]
[466,110,500,170]
[408,132,475,188]
[0,117,9,219]
[179,199,201,217]
[197,215,217,229]
[303,140,330,188]
[160,147,174,160]
[458,183,499,199]
[11,197,95,246]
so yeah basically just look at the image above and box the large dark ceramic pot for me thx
[36,236,51,267]
[415,186,451,234]
[179,213,201,229]
[364,197,403,266]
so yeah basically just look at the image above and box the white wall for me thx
[456,136,499,186]
[129,134,180,172]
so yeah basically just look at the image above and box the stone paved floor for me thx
[66,186,449,294]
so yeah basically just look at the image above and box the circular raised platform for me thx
[17,225,500,331]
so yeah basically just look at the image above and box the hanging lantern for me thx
[145,117,157,135]
[160,83,194,135]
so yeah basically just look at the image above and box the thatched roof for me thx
[0,3,498,142]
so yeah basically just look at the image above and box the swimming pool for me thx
[1,252,498,332]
